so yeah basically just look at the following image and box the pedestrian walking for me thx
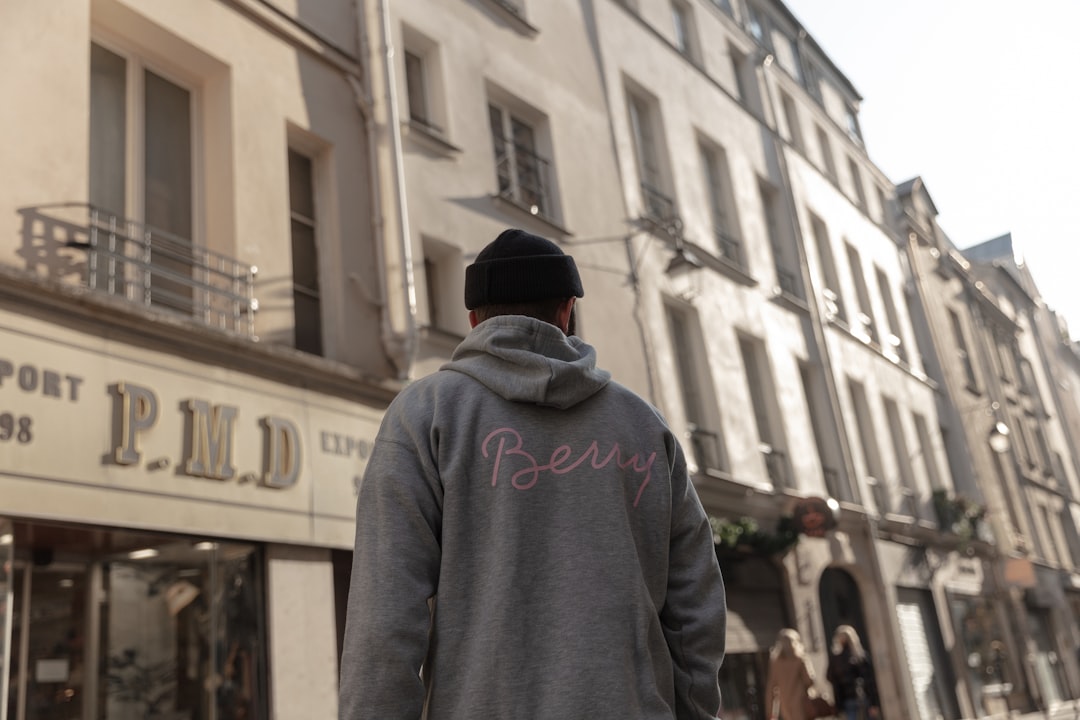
[765,628,832,720]
[826,625,879,720]
[338,228,728,720]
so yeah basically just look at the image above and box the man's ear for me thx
[468,310,480,328]
[555,297,575,335]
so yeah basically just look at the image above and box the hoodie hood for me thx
[443,315,610,409]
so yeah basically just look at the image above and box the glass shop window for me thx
[3,520,266,720]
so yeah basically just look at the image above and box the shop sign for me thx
[0,315,382,544]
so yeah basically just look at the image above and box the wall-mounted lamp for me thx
[665,244,704,274]
[988,422,1011,454]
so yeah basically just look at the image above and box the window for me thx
[780,91,803,151]
[3,521,267,720]
[699,141,742,267]
[947,309,978,390]
[628,89,676,228]
[288,148,323,355]
[800,361,846,501]
[874,185,890,224]
[729,45,761,115]
[875,266,907,363]
[760,181,801,299]
[739,335,788,487]
[402,27,446,136]
[845,242,877,344]
[847,156,867,209]
[709,0,733,16]
[671,1,698,62]
[912,413,943,493]
[848,378,883,509]
[488,101,553,219]
[815,125,837,181]
[745,2,770,49]
[809,213,845,323]
[804,60,824,103]
[883,396,919,517]
[844,102,862,142]
[665,303,726,472]
[421,237,467,336]
[90,41,195,314]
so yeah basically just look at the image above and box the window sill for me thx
[402,120,462,158]
[769,288,809,313]
[475,0,539,37]
[490,194,571,237]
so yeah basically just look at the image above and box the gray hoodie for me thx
[340,316,726,720]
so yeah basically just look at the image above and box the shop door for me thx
[5,560,93,720]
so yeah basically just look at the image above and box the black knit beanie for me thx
[464,229,583,310]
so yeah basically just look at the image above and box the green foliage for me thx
[931,489,987,542]
[709,515,799,556]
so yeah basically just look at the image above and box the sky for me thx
[780,0,1080,340]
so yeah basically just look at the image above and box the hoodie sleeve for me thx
[339,402,443,720]
[659,437,727,720]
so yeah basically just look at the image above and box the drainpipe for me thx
[353,0,417,380]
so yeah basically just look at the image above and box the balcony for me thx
[640,182,681,237]
[688,424,724,473]
[761,445,788,487]
[494,139,553,219]
[33,204,257,338]
[714,229,743,269]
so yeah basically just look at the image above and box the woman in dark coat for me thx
[826,625,880,720]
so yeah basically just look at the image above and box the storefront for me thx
[0,306,386,719]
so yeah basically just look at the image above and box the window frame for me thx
[487,94,557,222]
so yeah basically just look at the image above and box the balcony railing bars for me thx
[640,182,680,234]
[762,447,788,487]
[79,205,257,338]
[714,229,743,268]
[688,424,724,473]
[493,136,552,217]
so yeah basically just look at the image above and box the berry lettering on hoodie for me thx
[481,426,657,507]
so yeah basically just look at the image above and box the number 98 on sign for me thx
[0,412,33,444]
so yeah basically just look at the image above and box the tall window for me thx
[780,92,803,151]
[671,1,698,61]
[847,156,867,210]
[421,237,466,336]
[800,361,846,501]
[760,181,801,299]
[848,379,882,508]
[665,303,726,472]
[809,213,845,324]
[404,51,435,131]
[739,336,787,487]
[745,2,770,49]
[815,125,837,181]
[883,396,918,517]
[947,309,978,390]
[875,266,907,363]
[628,90,675,227]
[845,242,877,344]
[288,149,323,355]
[699,142,741,267]
[90,41,195,312]
[844,102,862,142]
[489,102,553,218]
[402,28,445,136]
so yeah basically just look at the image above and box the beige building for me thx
[0,0,405,717]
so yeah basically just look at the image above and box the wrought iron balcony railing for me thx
[714,229,743,268]
[64,205,257,338]
[688,424,724,473]
[493,137,552,218]
[640,182,680,235]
